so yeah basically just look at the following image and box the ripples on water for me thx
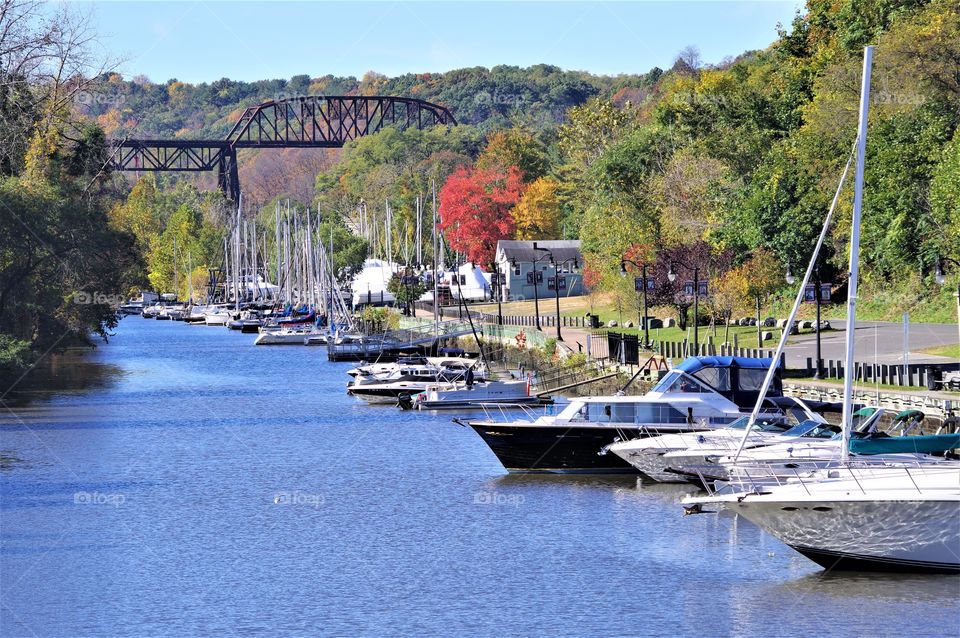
[1,320,957,636]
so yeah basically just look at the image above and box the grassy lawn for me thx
[917,343,960,359]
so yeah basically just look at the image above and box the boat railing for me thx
[714,457,957,497]
[476,402,546,423]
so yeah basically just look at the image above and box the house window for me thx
[513,265,521,276]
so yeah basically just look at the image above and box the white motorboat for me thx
[461,355,788,474]
[684,464,960,573]
[606,412,835,483]
[157,303,187,321]
[414,380,539,410]
[635,407,887,484]
[254,325,320,345]
[347,360,485,403]
[141,302,162,319]
[304,333,328,346]
[119,291,158,315]
[184,305,209,323]
[204,307,232,326]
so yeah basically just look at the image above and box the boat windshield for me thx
[784,420,841,439]
[727,416,789,432]
[651,371,714,395]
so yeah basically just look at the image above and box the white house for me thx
[495,240,585,301]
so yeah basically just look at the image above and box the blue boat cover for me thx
[675,356,780,373]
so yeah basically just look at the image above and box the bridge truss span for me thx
[108,95,456,201]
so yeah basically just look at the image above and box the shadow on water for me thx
[2,348,123,407]
[490,473,701,502]
[776,569,960,603]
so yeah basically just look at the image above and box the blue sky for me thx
[90,1,804,83]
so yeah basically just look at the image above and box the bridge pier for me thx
[216,148,241,202]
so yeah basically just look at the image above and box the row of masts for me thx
[167,179,467,333]
[354,182,465,269]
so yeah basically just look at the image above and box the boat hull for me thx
[254,331,312,345]
[732,498,960,574]
[468,423,700,474]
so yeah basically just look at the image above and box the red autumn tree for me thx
[438,165,523,265]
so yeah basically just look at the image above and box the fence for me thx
[806,359,959,390]
[783,383,957,420]
[585,331,783,366]
[483,314,591,328]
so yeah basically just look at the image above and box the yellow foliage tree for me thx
[511,176,562,240]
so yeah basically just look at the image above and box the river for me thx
[1,318,957,636]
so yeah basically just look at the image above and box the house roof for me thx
[496,240,582,264]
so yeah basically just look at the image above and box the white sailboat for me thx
[683,47,960,574]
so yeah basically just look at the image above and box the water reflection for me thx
[779,570,960,603]
[4,348,123,405]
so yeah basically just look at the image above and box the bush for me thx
[0,334,32,390]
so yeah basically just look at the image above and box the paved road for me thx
[783,320,958,366]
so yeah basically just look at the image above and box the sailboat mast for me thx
[432,178,439,330]
[275,201,281,304]
[173,236,178,297]
[840,45,874,463]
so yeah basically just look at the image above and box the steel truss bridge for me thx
[108,96,457,201]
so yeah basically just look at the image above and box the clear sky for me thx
[89,1,804,83]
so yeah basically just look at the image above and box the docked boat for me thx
[682,47,960,574]
[413,380,538,410]
[461,356,786,474]
[142,302,164,319]
[304,333,328,346]
[605,406,839,483]
[347,360,485,404]
[119,291,158,315]
[684,464,960,573]
[254,325,323,345]
[204,306,232,326]
[158,303,186,321]
[184,305,210,324]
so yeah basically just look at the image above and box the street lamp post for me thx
[786,262,825,378]
[620,258,652,349]
[511,242,552,332]
[935,256,960,349]
[668,261,701,354]
[490,260,503,325]
[545,254,578,342]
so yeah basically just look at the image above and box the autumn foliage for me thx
[438,165,524,265]
[511,176,562,240]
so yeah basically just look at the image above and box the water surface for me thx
[2,319,957,636]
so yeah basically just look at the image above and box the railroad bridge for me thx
[108,96,456,201]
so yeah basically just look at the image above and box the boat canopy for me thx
[673,356,779,373]
[661,355,784,408]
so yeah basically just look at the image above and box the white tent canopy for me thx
[351,258,399,307]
